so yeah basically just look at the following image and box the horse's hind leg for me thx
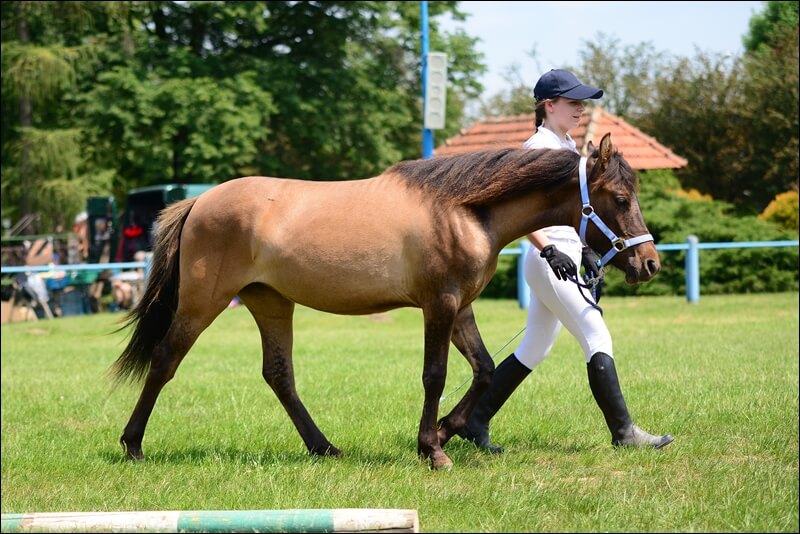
[436,304,494,447]
[239,284,341,457]
[120,306,227,460]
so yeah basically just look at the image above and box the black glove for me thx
[581,246,601,280]
[581,246,604,302]
[540,244,577,281]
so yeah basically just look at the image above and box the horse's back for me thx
[188,174,427,251]
[178,175,436,314]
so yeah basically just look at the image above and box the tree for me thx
[737,1,799,210]
[574,32,667,121]
[743,0,799,52]
[81,69,275,187]
[637,2,798,212]
[2,1,486,234]
[474,62,534,120]
[1,1,115,231]
[78,1,482,182]
[636,51,748,209]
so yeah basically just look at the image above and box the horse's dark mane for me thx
[389,147,638,206]
[600,150,639,191]
[389,148,579,206]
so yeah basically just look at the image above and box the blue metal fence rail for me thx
[1,261,148,274]
[3,238,798,309]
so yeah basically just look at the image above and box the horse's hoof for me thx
[431,457,453,471]
[429,451,453,471]
[311,444,342,457]
[120,437,144,461]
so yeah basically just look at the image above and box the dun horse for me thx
[111,133,659,470]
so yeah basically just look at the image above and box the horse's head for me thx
[581,133,660,283]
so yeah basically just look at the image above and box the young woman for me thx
[459,69,673,453]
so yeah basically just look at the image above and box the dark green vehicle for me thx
[113,184,215,262]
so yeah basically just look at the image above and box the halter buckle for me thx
[582,205,594,217]
[612,238,626,251]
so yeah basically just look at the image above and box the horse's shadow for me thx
[100,440,413,468]
[100,429,597,467]
[101,447,310,466]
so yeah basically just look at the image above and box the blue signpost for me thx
[421,1,434,159]
[420,2,447,158]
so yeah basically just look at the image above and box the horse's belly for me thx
[258,252,416,314]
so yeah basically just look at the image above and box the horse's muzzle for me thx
[626,256,660,284]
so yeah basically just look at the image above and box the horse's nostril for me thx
[647,259,660,276]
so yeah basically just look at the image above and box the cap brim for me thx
[560,85,603,100]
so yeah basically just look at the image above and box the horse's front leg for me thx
[436,304,494,447]
[419,296,459,470]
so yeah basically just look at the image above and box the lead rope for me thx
[438,325,526,403]
[567,269,604,316]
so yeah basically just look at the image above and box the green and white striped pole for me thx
[1,508,419,533]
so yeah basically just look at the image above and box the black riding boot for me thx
[458,353,531,454]
[587,352,673,449]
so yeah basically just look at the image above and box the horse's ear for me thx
[599,133,613,160]
[599,133,613,168]
[586,139,596,154]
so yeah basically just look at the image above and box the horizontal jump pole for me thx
[0,508,419,533]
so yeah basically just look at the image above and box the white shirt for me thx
[523,125,580,243]
[523,124,577,153]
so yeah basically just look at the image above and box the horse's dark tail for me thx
[109,197,198,386]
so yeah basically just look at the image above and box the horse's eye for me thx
[615,197,629,208]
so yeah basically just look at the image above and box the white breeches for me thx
[514,237,613,370]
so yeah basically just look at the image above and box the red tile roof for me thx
[435,107,688,170]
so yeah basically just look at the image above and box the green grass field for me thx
[2,293,798,532]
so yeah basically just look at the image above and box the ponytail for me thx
[534,99,548,127]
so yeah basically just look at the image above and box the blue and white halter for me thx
[578,156,654,267]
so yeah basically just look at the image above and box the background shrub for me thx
[760,190,799,233]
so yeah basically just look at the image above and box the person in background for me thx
[459,69,673,453]
[72,211,90,262]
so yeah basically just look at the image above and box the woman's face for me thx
[546,98,585,132]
